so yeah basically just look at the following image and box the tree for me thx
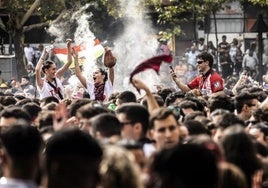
[0,0,94,79]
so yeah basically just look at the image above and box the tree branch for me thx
[23,21,50,32]
[20,0,41,28]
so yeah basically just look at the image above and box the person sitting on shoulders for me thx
[35,39,73,101]
[170,51,224,97]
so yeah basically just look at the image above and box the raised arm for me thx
[231,75,248,95]
[35,49,47,89]
[56,39,73,78]
[170,68,191,92]
[131,78,159,113]
[104,48,116,85]
[72,48,87,88]
[108,67,114,85]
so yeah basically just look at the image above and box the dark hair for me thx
[45,128,103,188]
[42,60,56,74]
[40,96,59,105]
[90,113,121,138]
[183,120,209,136]
[234,92,258,114]
[117,91,137,105]
[0,106,31,124]
[22,102,42,122]
[151,144,219,188]
[165,91,185,106]
[116,103,149,135]
[149,107,177,129]
[222,125,261,187]
[0,124,43,160]
[196,51,214,68]
[22,75,30,81]
[99,68,108,82]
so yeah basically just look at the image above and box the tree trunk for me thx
[13,28,27,80]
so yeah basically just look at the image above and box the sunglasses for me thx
[197,60,205,64]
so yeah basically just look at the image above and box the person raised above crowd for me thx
[170,51,224,97]
[73,47,115,102]
[35,39,72,101]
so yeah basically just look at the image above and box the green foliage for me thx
[246,0,268,6]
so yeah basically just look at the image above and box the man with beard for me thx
[170,51,224,97]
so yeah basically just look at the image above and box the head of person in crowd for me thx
[140,93,165,109]
[92,67,108,85]
[68,98,92,117]
[37,110,54,130]
[42,101,58,111]
[116,90,137,107]
[247,86,267,102]
[249,122,268,148]
[218,162,248,188]
[183,120,209,136]
[116,103,149,144]
[89,113,121,144]
[212,112,245,143]
[183,110,206,122]
[41,60,59,80]
[20,75,31,86]
[164,90,186,107]
[178,99,198,119]
[0,106,31,128]
[234,91,259,121]
[150,144,219,188]
[15,97,39,106]
[222,35,227,42]
[187,134,224,162]
[156,88,174,102]
[221,125,262,188]
[149,107,180,151]
[99,145,143,188]
[0,124,43,184]
[251,108,268,126]
[22,102,42,126]
[196,51,214,73]
[184,94,206,112]
[76,103,109,133]
[45,128,103,188]
[207,92,234,116]
[0,95,17,107]
[40,96,59,108]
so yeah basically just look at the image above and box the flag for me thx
[52,38,105,68]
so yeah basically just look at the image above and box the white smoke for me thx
[47,1,170,95]
[112,0,162,94]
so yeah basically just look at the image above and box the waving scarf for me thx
[129,54,173,92]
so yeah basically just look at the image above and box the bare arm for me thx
[35,49,48,89]
[131,78,159,113]
[56,39,73,78]
[109,67,114,85]
[170,69,191,92]
[231,75,248,95]
[72,48,87,88]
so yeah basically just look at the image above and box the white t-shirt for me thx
[86,79,113,102]
[37,77,65,100]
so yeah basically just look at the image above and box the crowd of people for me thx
[0,37,268,188]
[177,35,268,89]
